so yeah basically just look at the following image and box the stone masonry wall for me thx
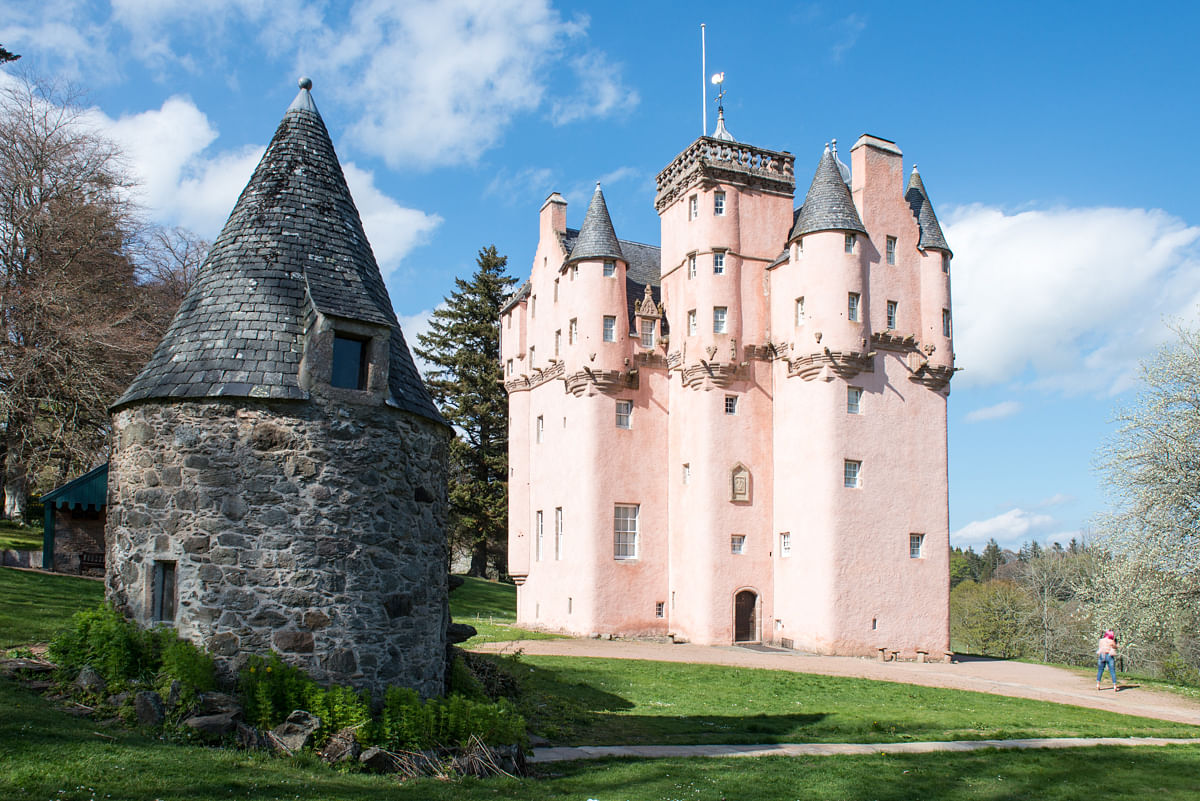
[106,400,450,698]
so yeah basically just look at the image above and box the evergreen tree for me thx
[0,46,19,64]
[416,246,515,577]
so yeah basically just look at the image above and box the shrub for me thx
[157,635,217,702]
[376,685,525,750]
[238,653,315,731]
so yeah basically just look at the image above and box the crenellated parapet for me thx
[655,137,794,213]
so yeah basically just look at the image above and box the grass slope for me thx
[0,568,103,648]
[0,521,43,552]
[514,655,1199,745]
[449,575,564,644]
[3,678,1200,801]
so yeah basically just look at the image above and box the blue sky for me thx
[5,1,1199,552]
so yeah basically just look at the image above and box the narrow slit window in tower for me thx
[152,560,177,623]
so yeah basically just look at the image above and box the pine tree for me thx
[0,46,19,64]
[416,246,515,577]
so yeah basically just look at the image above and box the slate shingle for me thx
[568,184,623,263]
[114,83,443,425]
[791,148,867,239]
[904,167,951,255]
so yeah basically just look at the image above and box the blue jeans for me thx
[1097,654,1116,683]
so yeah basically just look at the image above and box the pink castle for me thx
[500,111,954,659]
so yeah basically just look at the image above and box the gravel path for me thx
[472,638,1200,727]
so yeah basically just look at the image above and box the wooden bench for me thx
[79,552,105,573]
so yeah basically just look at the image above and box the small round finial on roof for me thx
[912,163,919,173]
[595,181,602,190]
[298,76,312,90]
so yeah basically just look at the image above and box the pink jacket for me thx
[1097,636,1117,656]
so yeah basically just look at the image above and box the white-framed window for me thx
[571,264,579,280]
[536,415,544,443]
[614,504,639,560]
[713,306,728,333]
[554,278,559,300]
[616,400,632,429]
[687,309,697,335]
[910,533,925,559]
[689,195,698,220]
[655,601,665,618]
[844,459,862,488]
[603,315,616,342]
[942,253,950,274]
[886,236,897,265]
[505,358,513,376]
[730,534,745,554]
[886,300,897,330]
[569,318,578,345]
[555,507,563,560]
[554,330,561,356]
[682,463,690,484]
[845,233,856,253]
[847,292,860,322]
[847,387,862,414]
[724,395,738,415]
[943,309,952,337]
[714,191,726,216]
[688,254,697,279]
[713,252,725,275]
[603,260,616,277]
[797,237,804,254]
[780,532,792,557]
[795,297,805,326]
[528,346,535,367]
[536,510,543,561]
[640,318,655,348]
[531,295,536,317]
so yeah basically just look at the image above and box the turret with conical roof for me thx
[791,144,867,240]
[114,77,442,425]
[568,183,624,264]
[106,78,451,699]
[905,165,951,255]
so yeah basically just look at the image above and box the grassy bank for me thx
[450,575,564,644]
[0,567,103,648]
[3,678,1199,801]
[0,520,43,552]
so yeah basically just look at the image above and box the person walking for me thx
[1096,629,1118,691]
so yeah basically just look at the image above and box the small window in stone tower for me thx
[886,236,897,265]
[536,415,544,443]
[505,358,513,376]
[688,254,697,279]
[942,253,950,274]
[847,387,863,415]
[603,315,616,342]
[714,191,726,216]
[687,309,697,335]
[569,318,578,345]
[780,532,792,557]
[795,297,805,326]
[847,293,860,322]
[603,260,616,277]
[331,335,368,390]
[682,463,690,484]
[886,300,897,330]
[713,252,725,275]
[615,400,632,429]
[845,233,856,253]
[640,318,655,348]
[536,510,543,561]
[554,278,559,300]
[943,309,952,337]
[713,306,728,333]
[528,346,535,367]
[844,459,862,488]
[655,601,665,618]
[731,534,746,554]
[910,532,925,559]
[152,560,177,623]
[689,195,698,220]
[724,395,738,415]
[554,330,561,356]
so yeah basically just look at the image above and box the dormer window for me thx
[332,335,368,389]
[603,261,616,277]
[640,319,655,348]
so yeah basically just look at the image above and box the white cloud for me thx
[1036,493,1074,508]
[963,400,1021,422]
[953,507,1056,551]
[945,204,1200,395]
[342,163,442,276]
[485,166,558,205]
[830,13,866,62]
[549,50,639,126]
[1,2,118,80]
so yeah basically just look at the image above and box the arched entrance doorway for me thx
[734,590,758,642]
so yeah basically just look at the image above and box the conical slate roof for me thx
[790,146,867,240]
[904,166,951,254]
[567,183,623,263]
[114,79,443,425]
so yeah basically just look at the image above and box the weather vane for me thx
[711,71,726,113]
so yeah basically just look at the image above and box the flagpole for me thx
[701,24,707,136]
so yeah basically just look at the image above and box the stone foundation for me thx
[106,399,450,697]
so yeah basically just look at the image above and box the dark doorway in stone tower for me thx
[734,590,758,642]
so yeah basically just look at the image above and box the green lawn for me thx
[0,567,103,648]
[2,678,1199,801]
[450,575,565,645]
[0,520,43,552]
[511,654,1199,746]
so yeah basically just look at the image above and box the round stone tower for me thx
[106,79,451,697]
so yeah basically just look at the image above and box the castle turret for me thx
[905,165,955,377]
[107,78,451,696]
